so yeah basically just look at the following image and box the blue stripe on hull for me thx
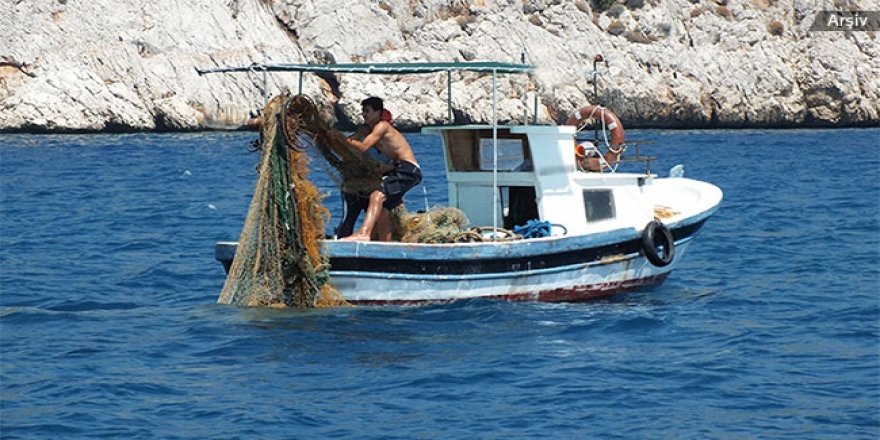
[329,219,706,276]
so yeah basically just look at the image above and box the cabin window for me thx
[443,129,531,171]
[583,190,615,222]
[479,138,531,171]
[444,130,479,171]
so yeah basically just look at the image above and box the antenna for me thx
[591,53,607,104]
[591,54,604,144]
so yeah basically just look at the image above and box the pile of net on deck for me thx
[218,94,519,308]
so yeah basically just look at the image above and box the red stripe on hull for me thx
[347,273,670,306]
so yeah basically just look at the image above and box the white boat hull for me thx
[216,206,713,305]
[329,242,692,304]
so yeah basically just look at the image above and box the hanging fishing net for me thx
[218,94,349,308]
[282,95,391,197]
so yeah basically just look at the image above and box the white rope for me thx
[578,106,622,173]
[422,185,429,213]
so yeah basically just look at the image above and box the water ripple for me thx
[1,130,878,438]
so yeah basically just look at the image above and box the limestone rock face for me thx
[1,0,877,131]
[0,0,319,131]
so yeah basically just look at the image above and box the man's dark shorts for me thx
[380,160,422,210]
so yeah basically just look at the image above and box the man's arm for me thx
[346,122,388,153]
[348,125,371,141]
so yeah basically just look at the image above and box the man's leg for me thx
[335,192,367,238]
[373,208,393,241]
[340,190,386,241]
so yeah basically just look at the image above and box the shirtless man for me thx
[341,97,421,242]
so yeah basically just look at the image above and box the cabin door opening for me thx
[502,186,538,229]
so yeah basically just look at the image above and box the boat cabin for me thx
[424,124,655,236]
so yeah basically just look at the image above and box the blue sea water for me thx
[1,128,878,439]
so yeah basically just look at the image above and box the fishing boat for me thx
[203,61,723,305]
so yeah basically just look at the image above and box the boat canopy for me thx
[196,60,536,122]
[196,61,533,76]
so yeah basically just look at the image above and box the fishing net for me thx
[391,206,468,243]
[282,95,390,197]
[654,205,680,219]
[390,206,521,243]
[218,95,347,308]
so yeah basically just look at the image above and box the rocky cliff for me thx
[1,0,877,132]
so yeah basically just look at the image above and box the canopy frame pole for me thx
[248,65,269,101]
[298,71,303,95]
[492,68,499,239]
[447,70,453,124]
[533,93,538,124]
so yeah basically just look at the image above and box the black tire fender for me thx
[642,220,675,267]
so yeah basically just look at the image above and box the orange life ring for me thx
[566,105,626,171]
[565,105,625,146]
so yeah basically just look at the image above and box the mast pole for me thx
[593,54,602,144]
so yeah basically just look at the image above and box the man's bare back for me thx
[369,122,417,165]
